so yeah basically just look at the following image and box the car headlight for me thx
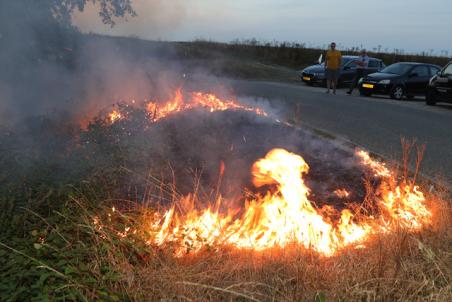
[379,79,391,85]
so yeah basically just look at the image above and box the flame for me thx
[107,88,267,124]
[355,149,391,177]
[146,89,267,122]
[145,149,432,257]
[108,110,122,123]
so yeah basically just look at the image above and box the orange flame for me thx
[146,149,432,257]
[146,89,267,122]
[355,149,391,177]
[107,88,268,124]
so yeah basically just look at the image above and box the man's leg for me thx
[332,70,338,94]
[347,74,358,94]
[326,70,330,93]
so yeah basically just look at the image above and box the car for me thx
[426,60,452,106]
[359,62,441,100]
[298,55,385,86]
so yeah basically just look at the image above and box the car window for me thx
[412,66,430,77]
[430,66,440,75]
[442,63,452,76]
[368,60,379,68]
[381,63,412,75]
[346,61,357,68]
[341,57,355,66]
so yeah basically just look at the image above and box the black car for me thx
[426,60,452,105]
[298,55,385,86]
[359,62,441,100]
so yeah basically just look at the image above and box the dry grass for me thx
[69,140,451,302]
[81,188,450,302]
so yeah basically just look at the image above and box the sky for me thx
[73,0,452,55]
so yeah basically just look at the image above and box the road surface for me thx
[231,80,452,185]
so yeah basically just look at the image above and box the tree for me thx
[0,0,136,73]
[0,1,136,29]
[0,0,136,65]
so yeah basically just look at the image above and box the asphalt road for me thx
[231,80,452,185]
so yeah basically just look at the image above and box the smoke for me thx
[0,0,369,211]
[0,0,190,125]
[72,0,186,39]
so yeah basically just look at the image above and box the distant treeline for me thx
[28,33,451,73]
[173,38,451,69]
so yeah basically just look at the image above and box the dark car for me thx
[298,55,385,86]
[359,62,441,100]
[426,60,452,105]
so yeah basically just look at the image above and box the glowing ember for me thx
[108,110,122,123]
[144,149,432,257]
[334,189,351,198]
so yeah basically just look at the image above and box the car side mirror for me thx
[409,72,418,78]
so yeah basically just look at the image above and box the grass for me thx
[107,190,451,302]
[1,181,450,301]
[1,109,451,301]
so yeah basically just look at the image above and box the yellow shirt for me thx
[326,50,342,70]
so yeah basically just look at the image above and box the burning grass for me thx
[2,180,448,301]
[1,90,451,301]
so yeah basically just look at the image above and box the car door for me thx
[367,59,380,75]
[435,63,452,102]
[341,61,357,84]
[405,65,430,95]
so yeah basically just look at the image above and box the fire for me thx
[355,149,391,177]
[100,92,432,257]
[108,110,122,123]
[107,88,267,124]
[145,149,432,257]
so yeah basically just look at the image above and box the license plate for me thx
[303,76,311,81]
[362,83,374,89]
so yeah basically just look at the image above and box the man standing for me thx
[347,49,369,95]
[324,42,342,94]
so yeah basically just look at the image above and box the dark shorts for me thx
[326,69,340,81]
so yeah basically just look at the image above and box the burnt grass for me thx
[152,110,369,208]
[1,107,373,213]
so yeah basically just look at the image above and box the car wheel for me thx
[390,85,405,100]
[426,90,437,106]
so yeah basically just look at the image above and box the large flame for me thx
[146,149,432,257]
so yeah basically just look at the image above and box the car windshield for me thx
[319,57,355,66]
[381,63,413,75]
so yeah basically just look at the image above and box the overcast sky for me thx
[73,0,452,55]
